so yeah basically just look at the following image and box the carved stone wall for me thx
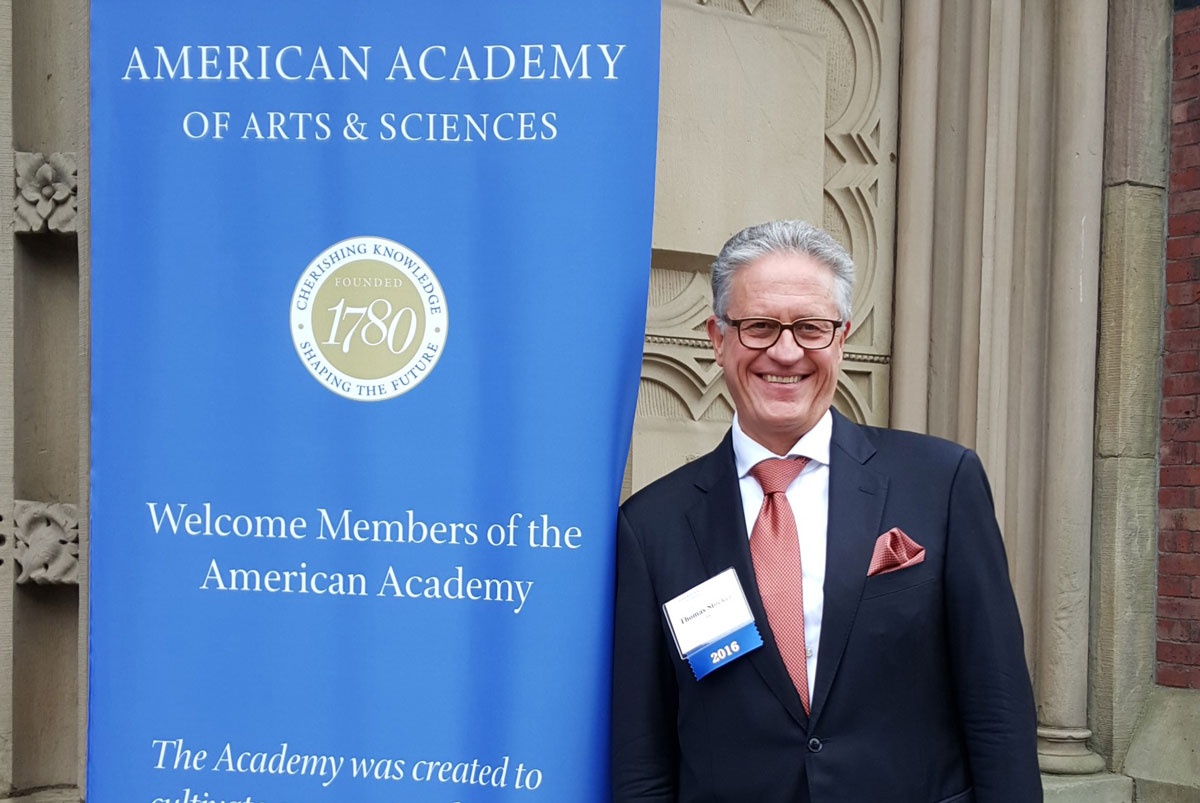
[632,0,899,493]
[1,0,89,799]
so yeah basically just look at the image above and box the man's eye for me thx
[744,321,776,335]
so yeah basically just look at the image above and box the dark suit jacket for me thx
[612,410,1041,803]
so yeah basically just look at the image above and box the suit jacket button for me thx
[807,737,822,753]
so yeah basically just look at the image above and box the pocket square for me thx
[867,527,926,577]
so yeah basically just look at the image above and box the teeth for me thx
[763,375,800,384]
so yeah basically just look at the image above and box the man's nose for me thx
[767,327,806,360]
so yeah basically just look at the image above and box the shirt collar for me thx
[732,409,833,479]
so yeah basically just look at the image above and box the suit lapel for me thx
[808,411,888,726]
[686,432,809,728]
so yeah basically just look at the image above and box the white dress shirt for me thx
[731,410,832,691]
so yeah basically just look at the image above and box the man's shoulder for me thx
[839,415,984,492]
[858,422,969,459]
[619,436,730,521]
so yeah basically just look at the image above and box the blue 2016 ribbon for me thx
[685,621,763,680]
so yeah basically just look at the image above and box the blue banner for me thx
[88,4,659,801]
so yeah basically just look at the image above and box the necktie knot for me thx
[750,457,809,495]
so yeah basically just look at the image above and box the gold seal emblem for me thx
[291,237,448,400]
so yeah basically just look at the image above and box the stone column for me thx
[1034,0,1109,775]
[74,4,92,788]
[0,0,14,794]
[6,1,88,795]
[893,0,1049,652]
[891,0,940,433]
[1087,0,1169,772]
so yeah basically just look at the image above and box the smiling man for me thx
[612,220,1041,803]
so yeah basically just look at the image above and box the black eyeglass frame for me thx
[721,315,845,350]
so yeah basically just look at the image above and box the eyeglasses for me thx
[722,316,844,350]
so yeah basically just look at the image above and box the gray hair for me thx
[711,220,855,324]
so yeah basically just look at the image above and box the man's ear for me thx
[706,315,726,367]
[839,321,851,345]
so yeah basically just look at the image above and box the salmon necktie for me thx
[749,457,812,714]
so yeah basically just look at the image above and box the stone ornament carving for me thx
[814,0,891,362]
[697,0,894,333]
[642,269,731,421]
[15,151,77,234]
[14,500,79,585]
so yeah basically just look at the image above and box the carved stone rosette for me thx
[14,500,79,585]
[14,151,77,234]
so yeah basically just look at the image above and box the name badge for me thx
[662,568,762,680]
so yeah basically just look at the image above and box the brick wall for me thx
[1160,5,1200,689]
